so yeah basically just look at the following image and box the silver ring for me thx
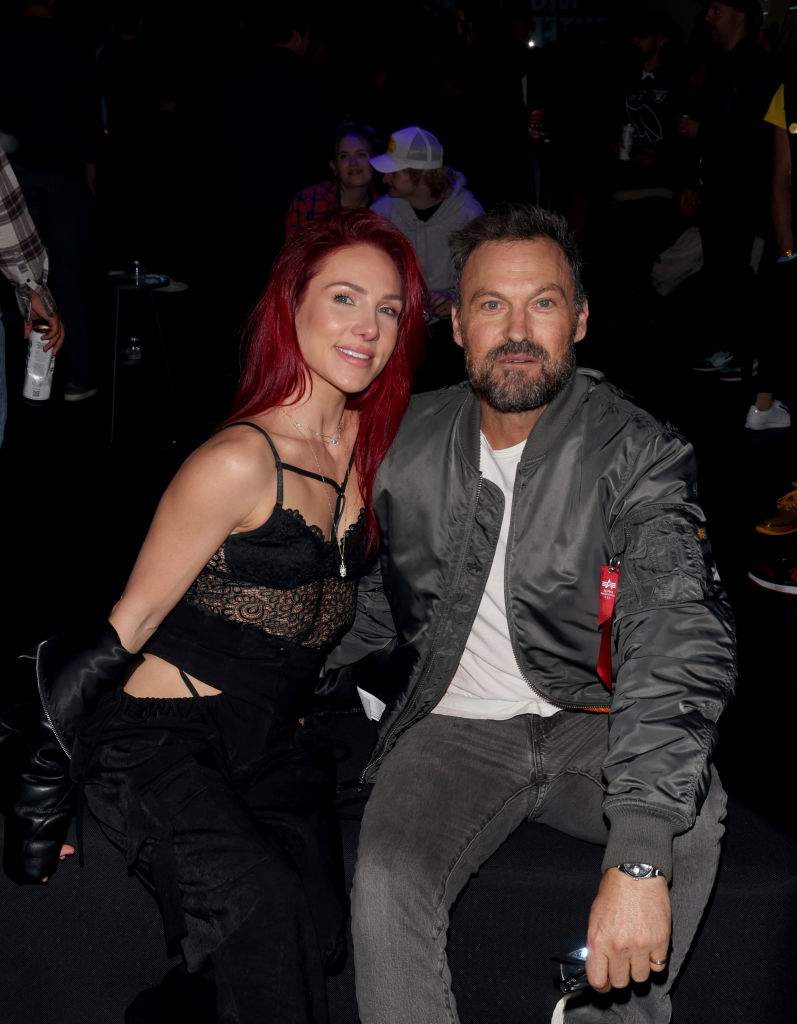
[649,958,667,967]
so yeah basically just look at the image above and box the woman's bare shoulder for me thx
[194,422,278,475]
[161,422,279,521]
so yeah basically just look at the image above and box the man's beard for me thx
[464,330,577,413]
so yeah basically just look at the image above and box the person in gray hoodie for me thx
[370,126,484,322]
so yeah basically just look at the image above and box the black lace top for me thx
[145,423,374,699]
[182,502,370,650]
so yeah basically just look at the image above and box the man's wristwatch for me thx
[617,862,664,880]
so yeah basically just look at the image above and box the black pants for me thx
[74,688,346,1024]
[699,196,758,366]
[754,256,797,398]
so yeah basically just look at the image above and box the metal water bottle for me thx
[22,319,55,402]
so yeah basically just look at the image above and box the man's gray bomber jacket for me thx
[329,368,737,879]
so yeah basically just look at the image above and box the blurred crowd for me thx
[2,1,797,557]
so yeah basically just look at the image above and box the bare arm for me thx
[109,429,277,653]
[32,432,274,884]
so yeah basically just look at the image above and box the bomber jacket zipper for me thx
[359,475,485,783]
[503,475,611,714]
[507,640,610,714]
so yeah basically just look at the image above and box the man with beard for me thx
[327,204,735,1023]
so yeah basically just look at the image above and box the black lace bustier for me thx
[145,423,374,698]
[182,501,371,650]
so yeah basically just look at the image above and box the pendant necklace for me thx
[282,410,349,577]
[289,415,345,446]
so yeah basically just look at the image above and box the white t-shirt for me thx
[432,432,560,720]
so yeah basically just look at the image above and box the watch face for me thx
[620,862,658,879]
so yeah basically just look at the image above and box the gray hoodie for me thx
[371,171,484,292]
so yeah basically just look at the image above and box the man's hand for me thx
[679,186,698,218]
[585,868,671,992]
[26,289,65,354]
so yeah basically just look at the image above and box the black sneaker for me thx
[720,357,758,382]
[64,382,99,402]
[693,350,737,373]
[748,556,797,595]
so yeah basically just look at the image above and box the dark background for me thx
[1,0,796,852]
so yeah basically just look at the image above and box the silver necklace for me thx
[289,415,345,446]
[281,410,348,577]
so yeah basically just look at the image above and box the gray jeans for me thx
[351,712,726,1024]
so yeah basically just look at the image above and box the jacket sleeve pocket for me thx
[614,506,719,613]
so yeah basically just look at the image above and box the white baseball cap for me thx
[369,126,444,172]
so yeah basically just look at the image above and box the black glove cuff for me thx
[38,621,139,754]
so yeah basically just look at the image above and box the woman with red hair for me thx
[9,210,425,1023]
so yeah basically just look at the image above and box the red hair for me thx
[220,209,427,551]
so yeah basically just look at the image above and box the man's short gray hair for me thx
[450,203,586,315]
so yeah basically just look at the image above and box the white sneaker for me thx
[745,399,791,430]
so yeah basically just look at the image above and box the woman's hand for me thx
[41,844,76,883]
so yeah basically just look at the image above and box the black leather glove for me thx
[1,622,138,884]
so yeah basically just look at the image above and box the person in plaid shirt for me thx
[286,122,382,239]
[0,143,64,445]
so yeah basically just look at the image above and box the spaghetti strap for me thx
[178,668,201,698]
[217,421,283,506]
[281,446,357,496]
[281,445,357,534]
[217,421,358,527]
[281,462,345,495]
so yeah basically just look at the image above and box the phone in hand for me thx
[553,945,590,995]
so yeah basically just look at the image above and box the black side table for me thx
[105,270,184,443]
